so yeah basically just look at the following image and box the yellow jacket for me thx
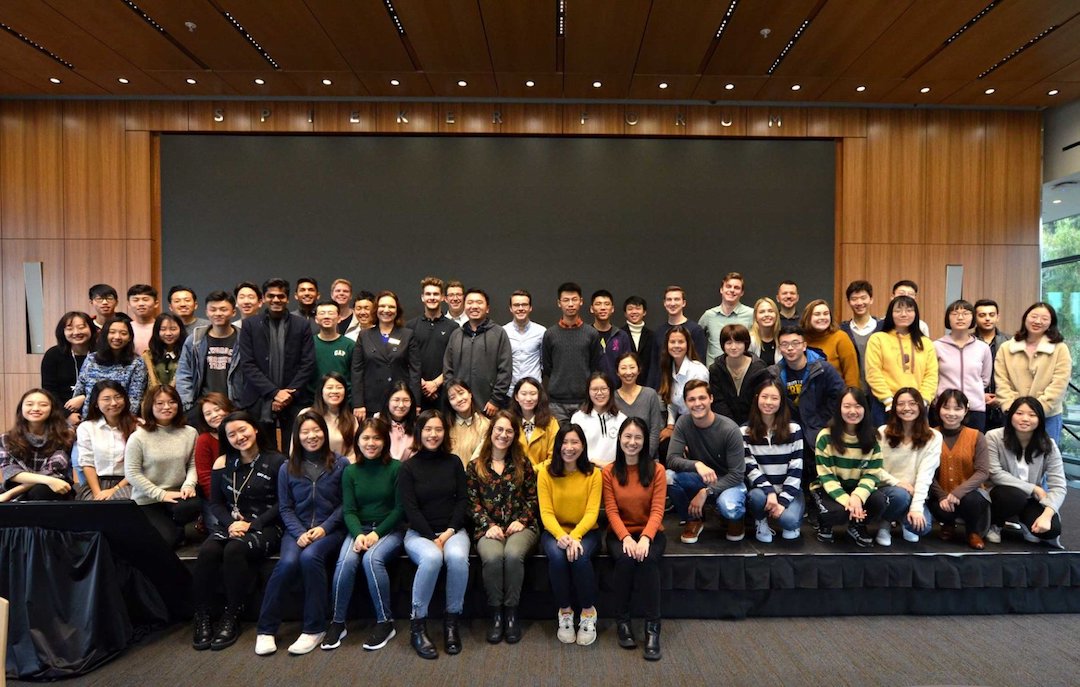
[864,331,938,408]
[519,417,560,466]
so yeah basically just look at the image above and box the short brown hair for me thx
[420,276,444,293]
[664,285,686,299]
[722,272,744,287]
[446,280,464,292]
[683,378,710,400]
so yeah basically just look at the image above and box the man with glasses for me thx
[768,326,845,493]
[237,278,315,449]
[505,289,545,390]
[88,284,119,334]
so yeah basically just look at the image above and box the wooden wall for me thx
[0,100,1041,421]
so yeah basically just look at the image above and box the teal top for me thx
[342,457,403,538]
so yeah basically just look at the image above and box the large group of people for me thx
[0,272,1073,662]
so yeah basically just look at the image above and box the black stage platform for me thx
[177,507,1080,620]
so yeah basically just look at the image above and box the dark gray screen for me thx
[161,135,834,324]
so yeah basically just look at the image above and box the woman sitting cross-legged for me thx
[603,417,666,661]
[323,418,405,652]
[255,411,348,657]
[191,412,285,651]
[466,410,539,645]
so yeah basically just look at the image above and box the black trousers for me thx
[140,498,202,548]
[19,483,73,501]
[928,490,990,534]
[989,485,1061,539]
[192,528,283,608]
[811,487,888,528]
[605,530,666,623]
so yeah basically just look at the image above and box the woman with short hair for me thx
[708,324,770,426]
[571,372,627,466]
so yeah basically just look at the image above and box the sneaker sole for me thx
[726,534,745,542]
[576,634,597,646]
[321,628,346,650]
[680,535,700,544]
[363,628,396,651]
[557,633,576,644]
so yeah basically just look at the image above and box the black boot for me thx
[410,619,438,660]
[486,606,504,644]
[444,613,462,655]
[503,606,522,644]
[210,605,241,650]
[616,619,636,649]
[192,608,212,651]
[643,621,661,661]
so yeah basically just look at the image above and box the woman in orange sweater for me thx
[800,299,861,389]
[602,417,665,661]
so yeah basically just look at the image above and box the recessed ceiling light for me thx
[390,79,400,86]
[525,80,535,88]
[117,77,130,84]
[253,78,265,85]
[855,85,866,92]
[186,77,197,85]
[321,78,332,86]
[592,81,602,88]
[659,82,669,89]
[1053,199,1063,204]
[984,87,996,95]
[791,84,801,91]
[1048,89,1060,96]
[724,83,735,90]
[457,80,467,87]
[920,86,931,93]
[49,77,61,84]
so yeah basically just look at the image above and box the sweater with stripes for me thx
[741,422,803,507]
[813,428,883,507]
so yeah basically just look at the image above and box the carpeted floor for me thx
[20,613,1080,687]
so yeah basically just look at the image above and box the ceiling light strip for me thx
[0,23,74,69]
[977,25,1058,79]
[557,0,566,37]
[944,1,999,44]
[121,0,209,70]
[714,0,739,40]
[766,19,810,75]
[220,11,280,69]
[384,0,406,35]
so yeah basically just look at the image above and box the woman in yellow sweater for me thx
[537,424,602,647]
[800,299,861,389]
[865,296,938,417]
[511,377,560,466]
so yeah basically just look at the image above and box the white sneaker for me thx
[556,610,575,644]
[255,634,277,656]
[755,518,774,543]
[781,528,801,540]
[875,524,892,547]
[986,525,1002,544]
[287,632,325,655]
[901,527,920,543]
[576,612,597,646]
[1019,524,1041,544]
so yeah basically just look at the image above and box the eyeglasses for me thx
[93,296,117,303]
[778,341,804,350]
[492,427,515,437]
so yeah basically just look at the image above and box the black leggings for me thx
[140,499,203,548]
[20,483,73,501]
[811,487,888,528]
[606,530,666,623]
[928,490,990,534]
[990,486,1061,539]
[192,528,283,608]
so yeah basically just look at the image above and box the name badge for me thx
[388,337,401,346]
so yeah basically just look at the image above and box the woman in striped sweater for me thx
[811,387,887,548]
[742,379,804,543]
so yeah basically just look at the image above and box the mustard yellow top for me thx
[536,459,602,540]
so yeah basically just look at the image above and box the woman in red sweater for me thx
[602,416,665,661]
[193,392,233,528]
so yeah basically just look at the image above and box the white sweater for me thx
[877,426,942,514]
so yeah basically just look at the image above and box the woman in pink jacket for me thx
[933,300,993,431]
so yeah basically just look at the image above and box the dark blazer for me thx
[351,325,421,413]
[626,323,654,387]
[237,312,316,409]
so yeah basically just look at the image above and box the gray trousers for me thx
[475,528,538,607]
[550,401,582,428]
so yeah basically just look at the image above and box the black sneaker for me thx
[816,525,833,543]
[363,621,396,651]
[847,523,874,548]
[320,621,347,650]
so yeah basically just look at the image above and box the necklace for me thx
[230,453,261,521]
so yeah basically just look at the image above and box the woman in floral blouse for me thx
[465,410,538,645]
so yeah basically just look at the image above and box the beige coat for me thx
[994,336,1072,417]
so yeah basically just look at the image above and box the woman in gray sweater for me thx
[125,384,200,547]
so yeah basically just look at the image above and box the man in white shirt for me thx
[505,289,545,389]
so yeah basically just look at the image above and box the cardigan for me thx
[877,426,942,514]
[864,331,938,410]
[985,428,1067,513]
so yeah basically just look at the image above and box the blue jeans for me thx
[403,528,470,619]
[257,530,345,634]
[330,528,405,624]
[747,488,805,533]
[878,485,932,536]
[540,529,600,610]
[666,470,746,522]
[1045,413,1063,446]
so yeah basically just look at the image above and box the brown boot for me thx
[726,519,745,542]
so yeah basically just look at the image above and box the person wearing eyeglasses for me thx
[236,278,316,451]
[88,284,119,333]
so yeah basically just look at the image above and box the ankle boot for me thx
[616,619,636,649]
[210,605,241,650]
[486,606,504,644]
[192,608,212,650]
[444,613,462,655]
[410,618,438,659]
[503,606,522,644]
[643,620,662,661]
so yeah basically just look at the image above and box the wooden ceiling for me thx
[0,0,1077,107]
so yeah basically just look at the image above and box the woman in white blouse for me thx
[76,380,138,500]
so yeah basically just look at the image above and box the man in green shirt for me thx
[312,300,355,398]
